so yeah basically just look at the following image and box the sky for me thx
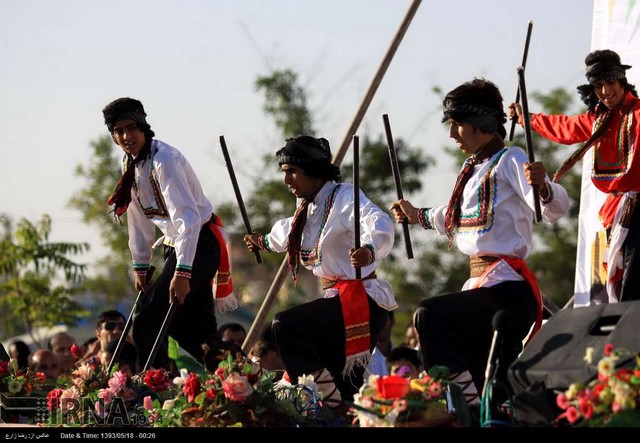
[0,0,594,269]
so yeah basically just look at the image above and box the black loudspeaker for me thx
[508,300,640,426]
[0,343,9,361]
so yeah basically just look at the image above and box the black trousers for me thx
[272,294,388,402]
[620,200,640,302]
[413,280,537,396]
[133,222,220,371]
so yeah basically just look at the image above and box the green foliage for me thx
[255,69,314,137]
[0,214,90,340]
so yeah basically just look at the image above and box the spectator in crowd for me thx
[102,339,138,377]
[8,340,31,370]
[386,346,423,379]
[404,324,419,350]
[248,325,285,375]
[47,332,77,374]
[366,310,396,376]
[218,323,247,347]
[28,349,60,380]
[79,310,128,367]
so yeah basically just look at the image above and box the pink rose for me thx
[222,373,253,402]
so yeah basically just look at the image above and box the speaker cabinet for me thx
[507,301,640,425]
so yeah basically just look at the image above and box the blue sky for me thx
[0,0,593,267]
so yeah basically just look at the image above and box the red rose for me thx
[46,389,63,411]
[70,344,84,359]
[143,369,171,392]
[183,372,202,403]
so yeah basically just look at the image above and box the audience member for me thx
[218,323,247,347]
[47,332,77,374]
[248,325,285,374]
[28,349,60,380]
[81,337,100,357]
[386,346,423,379]
[102,339,138,377]
[86,310,128,367]
[404,324,420,350]
[8,340,31,370]
[366,310,396,376]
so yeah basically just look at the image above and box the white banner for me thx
[574,0,640,306]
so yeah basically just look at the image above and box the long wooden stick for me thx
[143,298,177,372]
[332,0,422,165]
[353,135,361,280]
[219,135,262,264]
[508,21,533,142]
[242,0,423,354]
[383,113,414,259]
[107,266,155,373]
[517,66,542,223]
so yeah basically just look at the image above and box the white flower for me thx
[297,374,320,393]
[583,347,594,364]
[162,399,176,410]
[172,368,189,386]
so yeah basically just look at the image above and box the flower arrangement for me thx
[45,361,157,426]
[555,343,640,427]
[36,344,330,428]
[0,359,48,424]
[350,365,462,427]
[0,359,47,397]
[140,353,314,427]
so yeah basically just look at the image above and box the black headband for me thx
[442,102,506,135]
[276,137,332,165]
[586,60,631,84]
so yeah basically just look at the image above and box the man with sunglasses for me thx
[79,310,128,368]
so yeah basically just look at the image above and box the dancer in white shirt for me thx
[390,78,569,408]
[244,135,397,411]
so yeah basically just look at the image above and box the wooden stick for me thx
[508,20,533,142]
[383,113,414,259]
[219,135,262,264]
[332,0,422,165]
[517,66,542,223]
[107,266,155,373]
[241,0,423,354]
[353,135,361,280]
[143,299,177,372]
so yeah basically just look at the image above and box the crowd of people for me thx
[3,48,636,427]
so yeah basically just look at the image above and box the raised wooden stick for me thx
[219,135,262,264]
[517,66,542,223]
[353,135,361,280]
[508,20,533,142]
[383,113,414,259]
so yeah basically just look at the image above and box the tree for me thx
[0,213,90,343]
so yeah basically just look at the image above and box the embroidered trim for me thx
[133,263,150,276]
[132,145,170,219]
[540,183,554,204]
[300,184,341,268]
[175,265,192,279]
[592,102,634,181]
[417,208,433,230]
[258,234,272,252]
[363,243,375,263]
[457,149,506,235]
